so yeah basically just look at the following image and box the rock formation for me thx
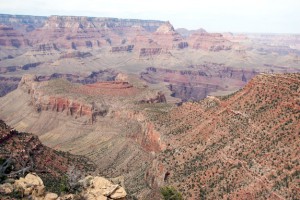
[141,65,258,101]
[0,173,127,200]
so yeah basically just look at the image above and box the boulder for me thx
[80,176,127,199]
[44,192,58,200]
[24,173,44,186]
[14,173,45,196]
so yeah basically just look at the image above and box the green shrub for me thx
[160,186,183,200]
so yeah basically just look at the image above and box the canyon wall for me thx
[146,73,300,199]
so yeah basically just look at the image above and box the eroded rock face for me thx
[18,75,110,123]
[141,66,258,101]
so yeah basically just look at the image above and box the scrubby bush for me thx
[160,186,183,200]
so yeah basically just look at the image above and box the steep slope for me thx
[0,74,170,198]
[147,73,300,199]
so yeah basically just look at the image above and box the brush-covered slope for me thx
[148,73,300,199]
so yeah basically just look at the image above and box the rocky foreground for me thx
[0,119,127,200]
[0,173,126,200]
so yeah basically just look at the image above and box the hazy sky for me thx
[0,0,299,33]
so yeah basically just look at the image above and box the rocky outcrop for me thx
[152,22,185,49]
[37,70,118,84]
[155,22,175,34]
[79,175,127,199]
[18,75,109,123]
[0,173,127,200]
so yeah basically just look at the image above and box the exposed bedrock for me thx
[18,74,108,123]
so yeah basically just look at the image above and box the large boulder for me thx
[14,173,45,196]
[79,176,127,199]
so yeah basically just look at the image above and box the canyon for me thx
[1,14,299,102]
[0,13,299,200]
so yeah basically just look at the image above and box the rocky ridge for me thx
[146,73,300,199]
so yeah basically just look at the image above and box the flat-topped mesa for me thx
[18,75,107,123]
[85,81,133,89]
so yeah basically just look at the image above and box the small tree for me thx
[160,186,183,200]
